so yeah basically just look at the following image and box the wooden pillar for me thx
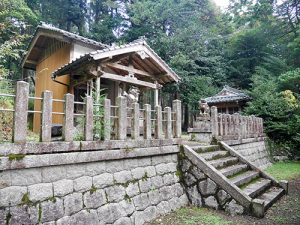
[154,88,159,106]
[96,76,101,102]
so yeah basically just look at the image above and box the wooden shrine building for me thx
[22,23,180,132]
[203,85,251,114]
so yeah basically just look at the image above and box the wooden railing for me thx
[211,106,264,140]
[0,81,182,143]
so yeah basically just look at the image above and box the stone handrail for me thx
[0,81,182,144]
[211,106,264,141]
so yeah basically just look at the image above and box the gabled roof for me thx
[204,85,250,104]
[52,39,180,84]
[22,22,107,69]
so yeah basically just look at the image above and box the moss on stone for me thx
[124,194,132,202]
[47,196,56,203]
[8,154,25,161]
[125,146,134,153]
[142,172,148,181]
[190,133,196,141]
[38,204,42,223]
[21,193,32,205]
[5,212,11,225]
[89,185,97,194]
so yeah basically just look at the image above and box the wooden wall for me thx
[33,45,71,132]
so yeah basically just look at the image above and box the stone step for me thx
[198,151,229,161]
[219,164,249,177]
[209,156,239,169]
[229,171,260,187]
[255,187,285,210]
[242,178,272,198]
[191,145,220,153]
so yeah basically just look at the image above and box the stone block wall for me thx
[226,138,271,169]
[0,146,188,225]
[179,156,246,216]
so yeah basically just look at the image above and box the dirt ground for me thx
[149,177,300,225]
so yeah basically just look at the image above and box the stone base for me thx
[187,128,212,144]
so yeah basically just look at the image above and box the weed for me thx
[21,193,32,205]
[8,154,25,161]
[89,185,97,194]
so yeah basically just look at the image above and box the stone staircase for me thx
[182,142,288,217]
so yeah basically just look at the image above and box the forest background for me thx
[0,0,299,158]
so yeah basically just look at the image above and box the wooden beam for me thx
[101,72,157,89]
[103,62,152,78]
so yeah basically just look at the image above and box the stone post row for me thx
[103,99,111,141]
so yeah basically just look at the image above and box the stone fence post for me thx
[117,96,127,140]
[211,106,218,138]
[103,99,111,141]
[173,99,182,138]
[84,96,93,141]
[165,107,172,139]
[155,105,163,139]
[144,104,151,139]
[131,102,139,140]
[41,91,53,142]
[13,81,29,143]
[63,93,74,142]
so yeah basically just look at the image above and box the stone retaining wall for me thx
[225,138,271,169]
[0,146,188,225]
[179,154,246,216]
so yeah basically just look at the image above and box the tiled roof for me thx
[38,22,108,48]
[204,85,250,103]
[52,39,180,82]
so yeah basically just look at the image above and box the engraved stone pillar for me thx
[103,99,111,141]
[224,114,228,137]
[211,106,218,138]
[63,93,74,142]
[13,81,29,143]
[117,96,127,140]
[155,105,163,139]
[84,96,93,141]
[165,107,172,139]
[40,91,53,142]
[173,100,182,138]
[131,102,140,139]
[144,104,151,139]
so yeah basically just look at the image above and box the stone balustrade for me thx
[0,81,182,144]
[211,106,264,141]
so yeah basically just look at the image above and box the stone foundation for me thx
[0,146,188,225]
[225,138,271,169]
[179,155,246,216]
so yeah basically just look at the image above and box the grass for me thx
[265,161,300,180]
[151,207,231,225]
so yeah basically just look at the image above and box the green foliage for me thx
[265,161,300,180]
[278,68,300,94]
